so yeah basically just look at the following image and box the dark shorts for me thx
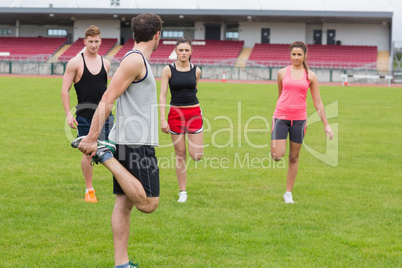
[77,114,114,141]
[168,106,203,134]
[113,145,160,197]
[271,118,307,144]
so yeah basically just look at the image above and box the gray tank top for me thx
[108,50,159,146]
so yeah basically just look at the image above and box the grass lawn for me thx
[0,76,400,267]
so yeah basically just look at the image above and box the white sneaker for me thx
[283,193,294,203]
[177,191,187,203]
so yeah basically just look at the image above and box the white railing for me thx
[109,57,378,70]
[0,54,51,62]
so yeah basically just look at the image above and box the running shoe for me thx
[177,191,188,203]
[283,192,294,204]
[71,136,116,165]
[85,189,97,203]
[71,136,116,151]
[128,260,139,268]
[91,144,116,165]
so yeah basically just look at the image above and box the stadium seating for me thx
[113,39,245,65]
[113,38,176,63]
[113,38,135,61]
[190,40,244,65]
[149,40,176,64]
[248,43,378,69]
[0,37,67,61]
[58,38,117,62]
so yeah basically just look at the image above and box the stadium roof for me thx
[0,7,393,27]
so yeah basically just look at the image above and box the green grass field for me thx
[0,76,401,267]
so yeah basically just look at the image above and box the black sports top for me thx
[168,63,199,106]
[74,53,108,117]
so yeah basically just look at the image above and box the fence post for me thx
[269,67,272,80]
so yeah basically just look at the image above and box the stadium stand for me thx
[113,38,177,63]
[149,40,176,64]
[113,39,179,64]
[0,37,67,61]
[248,43,378,69]
[113,38,134,62]
[190,40,244,65]
[58,38,117,62]
[113,39,245,65]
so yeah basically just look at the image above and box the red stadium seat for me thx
[113,39,244,66]
[247,43,377,69]
[58,38,117,62]
[0,36,67,61]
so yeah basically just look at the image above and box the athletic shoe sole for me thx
[71,136,116,151]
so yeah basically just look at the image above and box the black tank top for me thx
[74,53,108,117]
[168,63,199,106]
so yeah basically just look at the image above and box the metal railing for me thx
[0,54,51,62]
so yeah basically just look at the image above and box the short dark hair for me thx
[131,13,163,43]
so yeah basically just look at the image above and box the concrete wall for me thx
[305,24,322,44]
[239,22,306,48]
[194,21,205,40]
[323,23,390,50]
[0,24,74,38]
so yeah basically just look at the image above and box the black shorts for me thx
[113,145,160,197]
[77,114,114,141]
[271,118,307,144]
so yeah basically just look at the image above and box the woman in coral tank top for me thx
[271,41,333,204]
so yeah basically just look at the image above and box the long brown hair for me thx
[290,41,309,82]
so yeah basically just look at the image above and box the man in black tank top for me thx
[61,25,112,203]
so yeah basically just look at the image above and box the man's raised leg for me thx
[103,158,159,213]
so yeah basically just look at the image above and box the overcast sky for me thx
[2,0,402,41]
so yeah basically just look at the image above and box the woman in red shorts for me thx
[160,37,203,202]
[271,41,334,204]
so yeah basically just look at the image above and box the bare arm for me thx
[78,53,146,155]
[276,68,285,100]
[309,71,334,140]
[195,66,201,86]
[159,65,171,134]
[61,59,79,129]
[103,58,111,75]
